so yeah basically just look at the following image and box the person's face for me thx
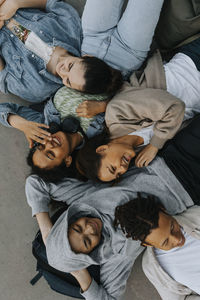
[68,217,102,254]
[144,212,185,250]
[32,132,72,169]
[56,56,86,91]
[96,142,136,182]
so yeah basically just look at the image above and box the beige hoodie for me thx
[105,50,185,149]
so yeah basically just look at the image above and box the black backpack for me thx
[30,207,100,299]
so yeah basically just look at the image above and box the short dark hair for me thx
[82,56,123,96]
[76,130,112,182]
[114,194,165,244]
[26,148,83,183]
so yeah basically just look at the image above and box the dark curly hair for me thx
[82,56,123,96]
[114,193,165,244]
[26,148,83,183]
[76,130,112,182]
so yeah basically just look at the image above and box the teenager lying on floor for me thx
[115,195,200,300]
[37,201,143,300]
[77,37,200,180]
[26,114,200,256]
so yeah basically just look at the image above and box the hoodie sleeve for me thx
[82,250,142,300]
[106,88,185,149]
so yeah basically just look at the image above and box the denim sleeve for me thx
[46,0,80,18]
[0,103,44,127]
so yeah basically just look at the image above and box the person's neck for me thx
[46,46,69,75]
[113,135,144,148]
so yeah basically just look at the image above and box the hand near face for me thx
[21,121,52,148]
[135,144,158,168]
[76,100,107,118]
[71,268,92,292]
[8,114,52,148]
[0,0,19,28]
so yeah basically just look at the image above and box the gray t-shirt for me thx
[25,157,193,217]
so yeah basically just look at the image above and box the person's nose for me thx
[84,223,95,235]
[116,165,126,177]
[45,140,54,149]
[171,232,181,247]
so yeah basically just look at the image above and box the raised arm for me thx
[36,212,53,245]
[72,239,143,300]
[0,0,47,27]
[106,88,185,149]
[8,114,50,148]
[0,102,51,147]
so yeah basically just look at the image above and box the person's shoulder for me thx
[25,174,48,190]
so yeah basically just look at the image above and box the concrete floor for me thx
[0,1,161,299]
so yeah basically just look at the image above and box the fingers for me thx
[28,139,34,149]
[135,151,156,168]
[36,127,51,137]
[0,20,4,29]
[37,123,49,129]
[135,154,145,168]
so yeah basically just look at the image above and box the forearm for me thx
[81,279,115,300]
[36,212,53,245]
[15,0,47,10]
[8,114,27,130]
[71,269,92,293]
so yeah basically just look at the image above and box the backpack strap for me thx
[30,272,43,286]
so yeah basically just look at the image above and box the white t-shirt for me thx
[130,53,200,146]
[154,229,200,294]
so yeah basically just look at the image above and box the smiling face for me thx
[144,212,185,250]
[68,217,102,254]
[56,56,86,91]
[96,142,136,182]
[32,131,72,169]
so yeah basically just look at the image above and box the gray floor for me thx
[0,1,161,299]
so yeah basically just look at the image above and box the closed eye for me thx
[46,150,55,160]
[170,221,174,233]
[68,62,74,71]
[109,165,116,175]
[84,237,91,249]
[72,224,82,233]
[67,78,71,86]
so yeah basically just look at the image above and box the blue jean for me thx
[81,0,164,77]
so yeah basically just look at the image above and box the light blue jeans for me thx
[81,0,164,77]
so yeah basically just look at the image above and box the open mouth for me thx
[122,154,131,166]
[88,220,99,235]
[52,136,61,147]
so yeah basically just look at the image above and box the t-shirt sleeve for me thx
[25,175,51,217]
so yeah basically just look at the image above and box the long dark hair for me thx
[82,56,123,96]
[76,130,111,182]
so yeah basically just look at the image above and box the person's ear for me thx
[96,145,109,154]
[64,155,72,167]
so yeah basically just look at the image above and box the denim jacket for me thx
[0,100,105,139]
[0,0,82,102]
